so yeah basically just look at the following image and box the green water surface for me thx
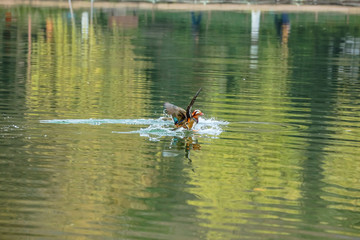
[0,5,360,240]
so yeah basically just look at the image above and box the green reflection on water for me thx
[0,4,360,240]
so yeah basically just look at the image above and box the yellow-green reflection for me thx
[27,11,152,119]
[0,5,360,240]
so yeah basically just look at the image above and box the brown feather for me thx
[186,88,202,119]
[164,102,187,124]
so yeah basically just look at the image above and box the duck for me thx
[164,88,204,130]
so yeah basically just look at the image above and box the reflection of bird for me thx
[170,136,201,163]
[164,88,204,130]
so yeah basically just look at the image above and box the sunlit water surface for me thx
[1,4,360,240]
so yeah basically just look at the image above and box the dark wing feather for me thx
[186,88,202,119]
[164,102,187,124]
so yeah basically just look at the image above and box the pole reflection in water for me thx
[68,0,75,25]
[82,12,89,39]
[250,10,260,69]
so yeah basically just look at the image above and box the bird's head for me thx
[192,109,204,123]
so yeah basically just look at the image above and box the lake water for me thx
[1,3,360,240]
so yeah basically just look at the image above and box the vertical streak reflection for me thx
[250,10,260,69]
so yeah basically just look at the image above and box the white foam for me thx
[113,117,228,140]
[40,118,170,125]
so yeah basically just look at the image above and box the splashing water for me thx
[40,118,170,126]
[40,117,228,141]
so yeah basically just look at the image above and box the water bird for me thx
[164,88,204,130]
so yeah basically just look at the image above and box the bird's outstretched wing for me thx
[164,102,187,125]
[186,88,202,119]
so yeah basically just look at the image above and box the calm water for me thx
[1,4,360,240]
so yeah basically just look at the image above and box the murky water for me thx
[1,4,360,240]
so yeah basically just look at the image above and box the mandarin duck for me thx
[164,88,204,130]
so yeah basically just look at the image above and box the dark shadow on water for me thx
[274,13,290,44]
[191,12,202,44]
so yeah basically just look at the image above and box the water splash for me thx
[114,117,228,141]
[40,117,228,140]
[40,118,170,126]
